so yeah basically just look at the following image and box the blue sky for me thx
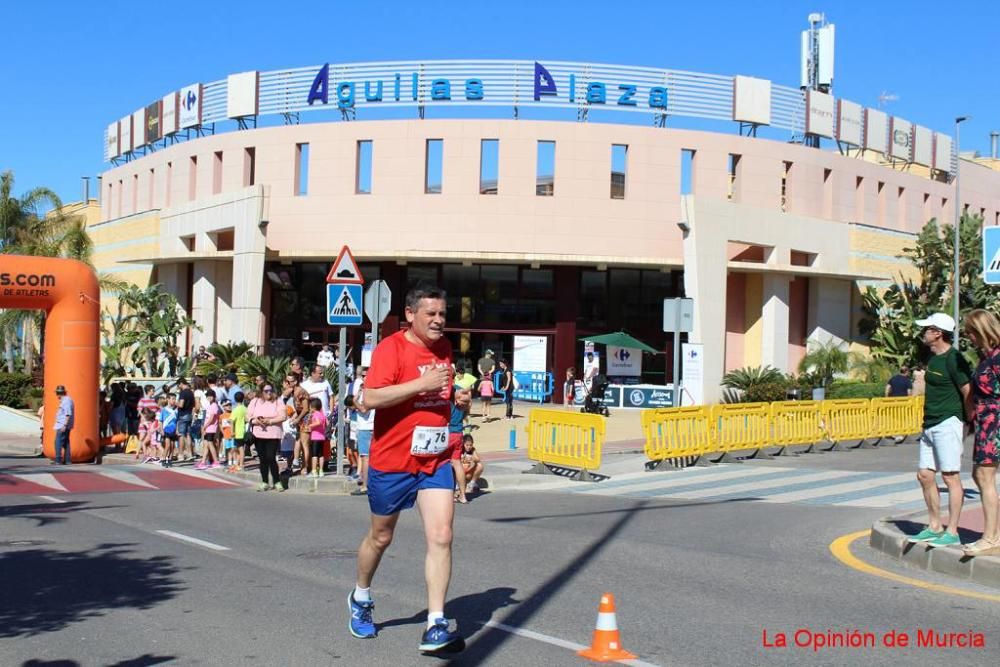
[1,0,997,204]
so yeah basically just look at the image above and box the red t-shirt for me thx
[368,331,453,474]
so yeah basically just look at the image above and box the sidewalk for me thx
[870,504,1000,590]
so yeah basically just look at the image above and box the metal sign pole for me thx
[336,326,347,475]
[673,305,682,407]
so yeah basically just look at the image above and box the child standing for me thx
[138,408,160,464]
[232,391,247,472]
[479,374,494,420]
[159,394,178,468]
[196,389,221,470]
[220,400,236,471]
[308,398,327,477]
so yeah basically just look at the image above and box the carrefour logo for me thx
[184,90,198,111]
[614,348,631,362]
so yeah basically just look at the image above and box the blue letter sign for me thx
[534,61,557,101]
[307,63,329,106]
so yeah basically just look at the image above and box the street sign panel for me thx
[327,283,364,326]
[663,298,694,333]
[326,245,364,284]
[984,227,1000,285]
[364,280,392,324]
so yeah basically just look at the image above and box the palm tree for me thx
[0,170,126,373]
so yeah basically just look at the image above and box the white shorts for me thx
[919,416,964,473]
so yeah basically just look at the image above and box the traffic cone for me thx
[577,593,636,662]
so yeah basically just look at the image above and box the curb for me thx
[869,513,1000,591]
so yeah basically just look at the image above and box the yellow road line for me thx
[829,529,1000,603]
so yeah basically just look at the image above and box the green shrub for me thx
[0,373,33,408]
[827,381,885,400]
[745,381,791,403]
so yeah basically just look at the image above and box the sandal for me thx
[962,537,1000,556]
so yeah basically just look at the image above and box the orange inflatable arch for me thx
[1,255,99,462]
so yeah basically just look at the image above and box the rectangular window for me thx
[132,174,138,213]
[356,140,373,194]
[107,182,113,219]
[188,156,198,201]
[610,144,628,199]
[781,161,793,212]
[165,161,172,207]
[855,176,864,222]
[536,140,555,196]
[877,181,885,224]
[148,168,155,209]
[212,151,223,195]
[680,149,695,195]
[822,168,833,218]
[243,147,256,187]
[479,139,498,195]
[727,154,741,201]
[922,192,931,224]
[295,143,309,196]
[898,187,906,227]
[425,139,442,194]
[941,197,949,223]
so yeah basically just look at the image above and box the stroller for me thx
[581,374,611,417]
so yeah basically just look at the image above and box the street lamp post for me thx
[953,116,968,348]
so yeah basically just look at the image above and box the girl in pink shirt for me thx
[196,390,221,470]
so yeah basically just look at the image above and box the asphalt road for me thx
[1,450,998,667]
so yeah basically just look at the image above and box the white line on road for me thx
[37,495,66,504]
[12,472,68,492]
[483,620,661,667]
[163,467,241,485]
[97,469,159,489]
[155,530,231,551]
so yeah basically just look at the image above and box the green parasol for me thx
[578,331,660,354]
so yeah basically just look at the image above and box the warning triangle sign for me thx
[326,246,364,284]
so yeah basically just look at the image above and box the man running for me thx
[348,285,472,654]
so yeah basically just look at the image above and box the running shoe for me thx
[907,527,944,543]
[347,592,377,639]
[928,532,960,547]
[195,462,208,470]
[211,462,223,469]
[256,482,270,492]
[275,485,285,492]
[419,619,463,653]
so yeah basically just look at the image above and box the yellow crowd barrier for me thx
[525,408,605,480]
[770,401,824,450]
[711,403,771,459]
[821,398,872,444]
[869,396,922,439]
[643,395,924,465]
[642,406,714,462]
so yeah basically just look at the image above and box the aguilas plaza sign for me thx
[307,61,668,110]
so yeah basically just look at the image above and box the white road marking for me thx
[162,467,240,485]
[483,620,661,667]
[155,530,231,551]
[762,472,914,504]
[662,469,858,500]
[37,495,66,504]
[11,473,68,492]
[97,469,159,489]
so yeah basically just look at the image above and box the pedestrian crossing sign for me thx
[984,226,1000,285]
[327,283,364,326]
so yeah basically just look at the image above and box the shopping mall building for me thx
[89,60,1000,403]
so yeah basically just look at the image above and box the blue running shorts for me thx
[367,461,453,516]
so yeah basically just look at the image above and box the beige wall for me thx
[97,119,1000,401]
